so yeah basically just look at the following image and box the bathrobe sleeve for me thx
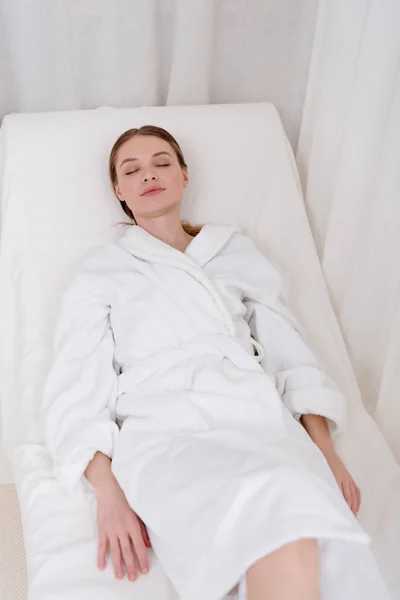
[237,235,346,435]
[42,257,119,498]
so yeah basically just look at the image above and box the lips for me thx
[141,186,165,196]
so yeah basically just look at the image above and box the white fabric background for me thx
[0,0,318,147]
[0,0,399,477]
[297,0,400,463]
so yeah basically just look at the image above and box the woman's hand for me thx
[325,451,361,516]
[85,451,151,580]
[299,415,361,516]
[96,479,151,581]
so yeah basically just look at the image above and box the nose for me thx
[142,169,158,184]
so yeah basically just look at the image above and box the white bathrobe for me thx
[43,224,391,600]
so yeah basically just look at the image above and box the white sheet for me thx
[0,103,399,599]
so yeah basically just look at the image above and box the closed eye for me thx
[125,164,169,175]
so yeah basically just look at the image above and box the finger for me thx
[345,480,355,515]
[139,520,151,547]
[119,534,137,582]
[354,482,362,513]
[352,481,361,514]
[97,535,108,571]
[350,481,358,515]
[109,536,124,579]
[349,481,358,515]
[131,530,149,575]
[349,481,357,514]
[342,481,353,511]
[140,520,152,548]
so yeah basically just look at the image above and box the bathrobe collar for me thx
[118,223,238,268]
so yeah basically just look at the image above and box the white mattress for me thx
[1,103,399,599]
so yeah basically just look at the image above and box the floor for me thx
[0,484,27,600]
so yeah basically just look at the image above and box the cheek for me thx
[167,169,185,189]
[118,177,140,198]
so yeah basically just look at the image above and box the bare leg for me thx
[246,538,320,600]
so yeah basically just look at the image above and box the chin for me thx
[138,196,181,218]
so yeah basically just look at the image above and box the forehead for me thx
[117,135,173,161]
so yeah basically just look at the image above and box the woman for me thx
[43,126,389,600]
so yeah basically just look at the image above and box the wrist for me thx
[91,468,118,493]
[93,475,122,503]
[85,451,117,493]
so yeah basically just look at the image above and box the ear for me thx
[182,168,189,188]
[115,185,123,202]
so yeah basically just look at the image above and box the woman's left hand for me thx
[325,451,361,516]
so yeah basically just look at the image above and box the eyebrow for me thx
[119,151,172,168]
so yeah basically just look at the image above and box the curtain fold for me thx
[297,0,400,461]
[0,0,318,146]
[166,0,216,105]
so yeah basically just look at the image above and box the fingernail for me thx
[129,573,136,581]
[142,567,149,574]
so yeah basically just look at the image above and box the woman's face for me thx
[114,134,189,221]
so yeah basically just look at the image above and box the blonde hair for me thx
[109,125,202,237]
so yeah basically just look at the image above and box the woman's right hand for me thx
[96,480,150,581]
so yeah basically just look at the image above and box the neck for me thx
[135,212,192,252]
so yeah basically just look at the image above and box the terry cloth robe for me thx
[43,224,391,600]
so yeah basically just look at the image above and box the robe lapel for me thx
[183,224,238,268]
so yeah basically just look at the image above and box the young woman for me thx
[43,126,390,600]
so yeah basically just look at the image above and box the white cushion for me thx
[1,103,399,598]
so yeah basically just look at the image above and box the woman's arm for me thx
[239,238,346,435]
[236,235,360,514]
[42,265,119,497]
[42,258,151,578]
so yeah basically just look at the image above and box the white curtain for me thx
[0,0,318,147]
[297,0,400,462]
